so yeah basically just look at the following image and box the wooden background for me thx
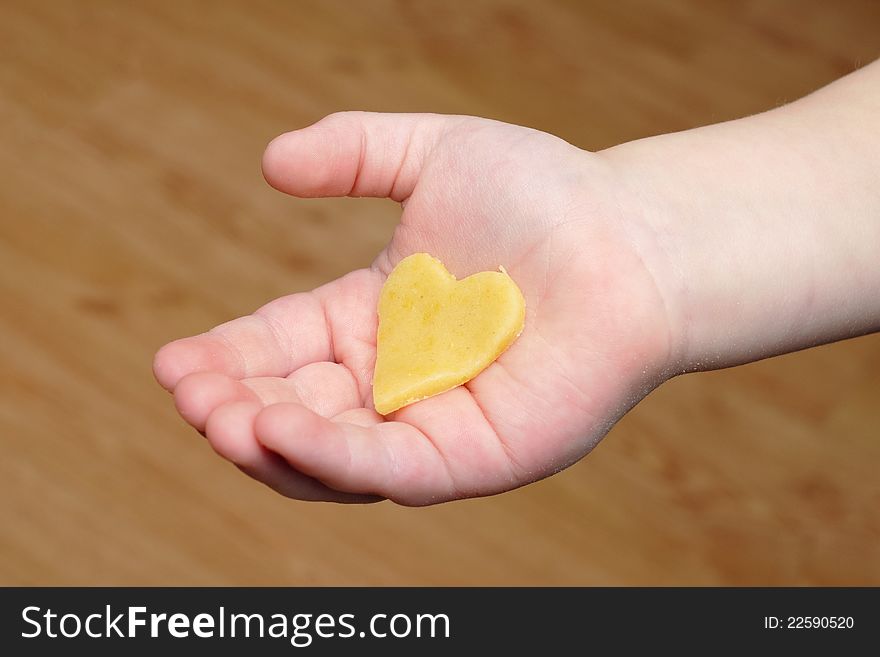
[1,0,878,585]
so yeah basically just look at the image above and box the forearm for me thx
[602,60,880,372]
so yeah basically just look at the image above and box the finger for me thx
[261,111,460,202]
[254,402,456,506]
[249,361,362,415]
[175,362,362,432]
[153,290,331,391]
[174,371,259,431]
[205,401,381,504]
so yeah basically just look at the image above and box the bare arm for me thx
[603,59,880,373]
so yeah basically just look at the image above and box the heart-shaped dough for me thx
[372,253,525,415]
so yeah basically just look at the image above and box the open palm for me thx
[153,113,674,505]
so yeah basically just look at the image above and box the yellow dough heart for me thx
[372,253,526,415]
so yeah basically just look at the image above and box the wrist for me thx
[600,74,880,373]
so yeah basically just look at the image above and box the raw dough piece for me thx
[372,253,525,415]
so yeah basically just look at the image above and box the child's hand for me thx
[154,61,880,506]
[153,112,675,504]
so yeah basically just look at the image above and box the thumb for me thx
[261,111,457,202]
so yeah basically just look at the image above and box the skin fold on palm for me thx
[153,113,675,506]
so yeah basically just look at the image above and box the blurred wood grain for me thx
[1,0,878,585]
